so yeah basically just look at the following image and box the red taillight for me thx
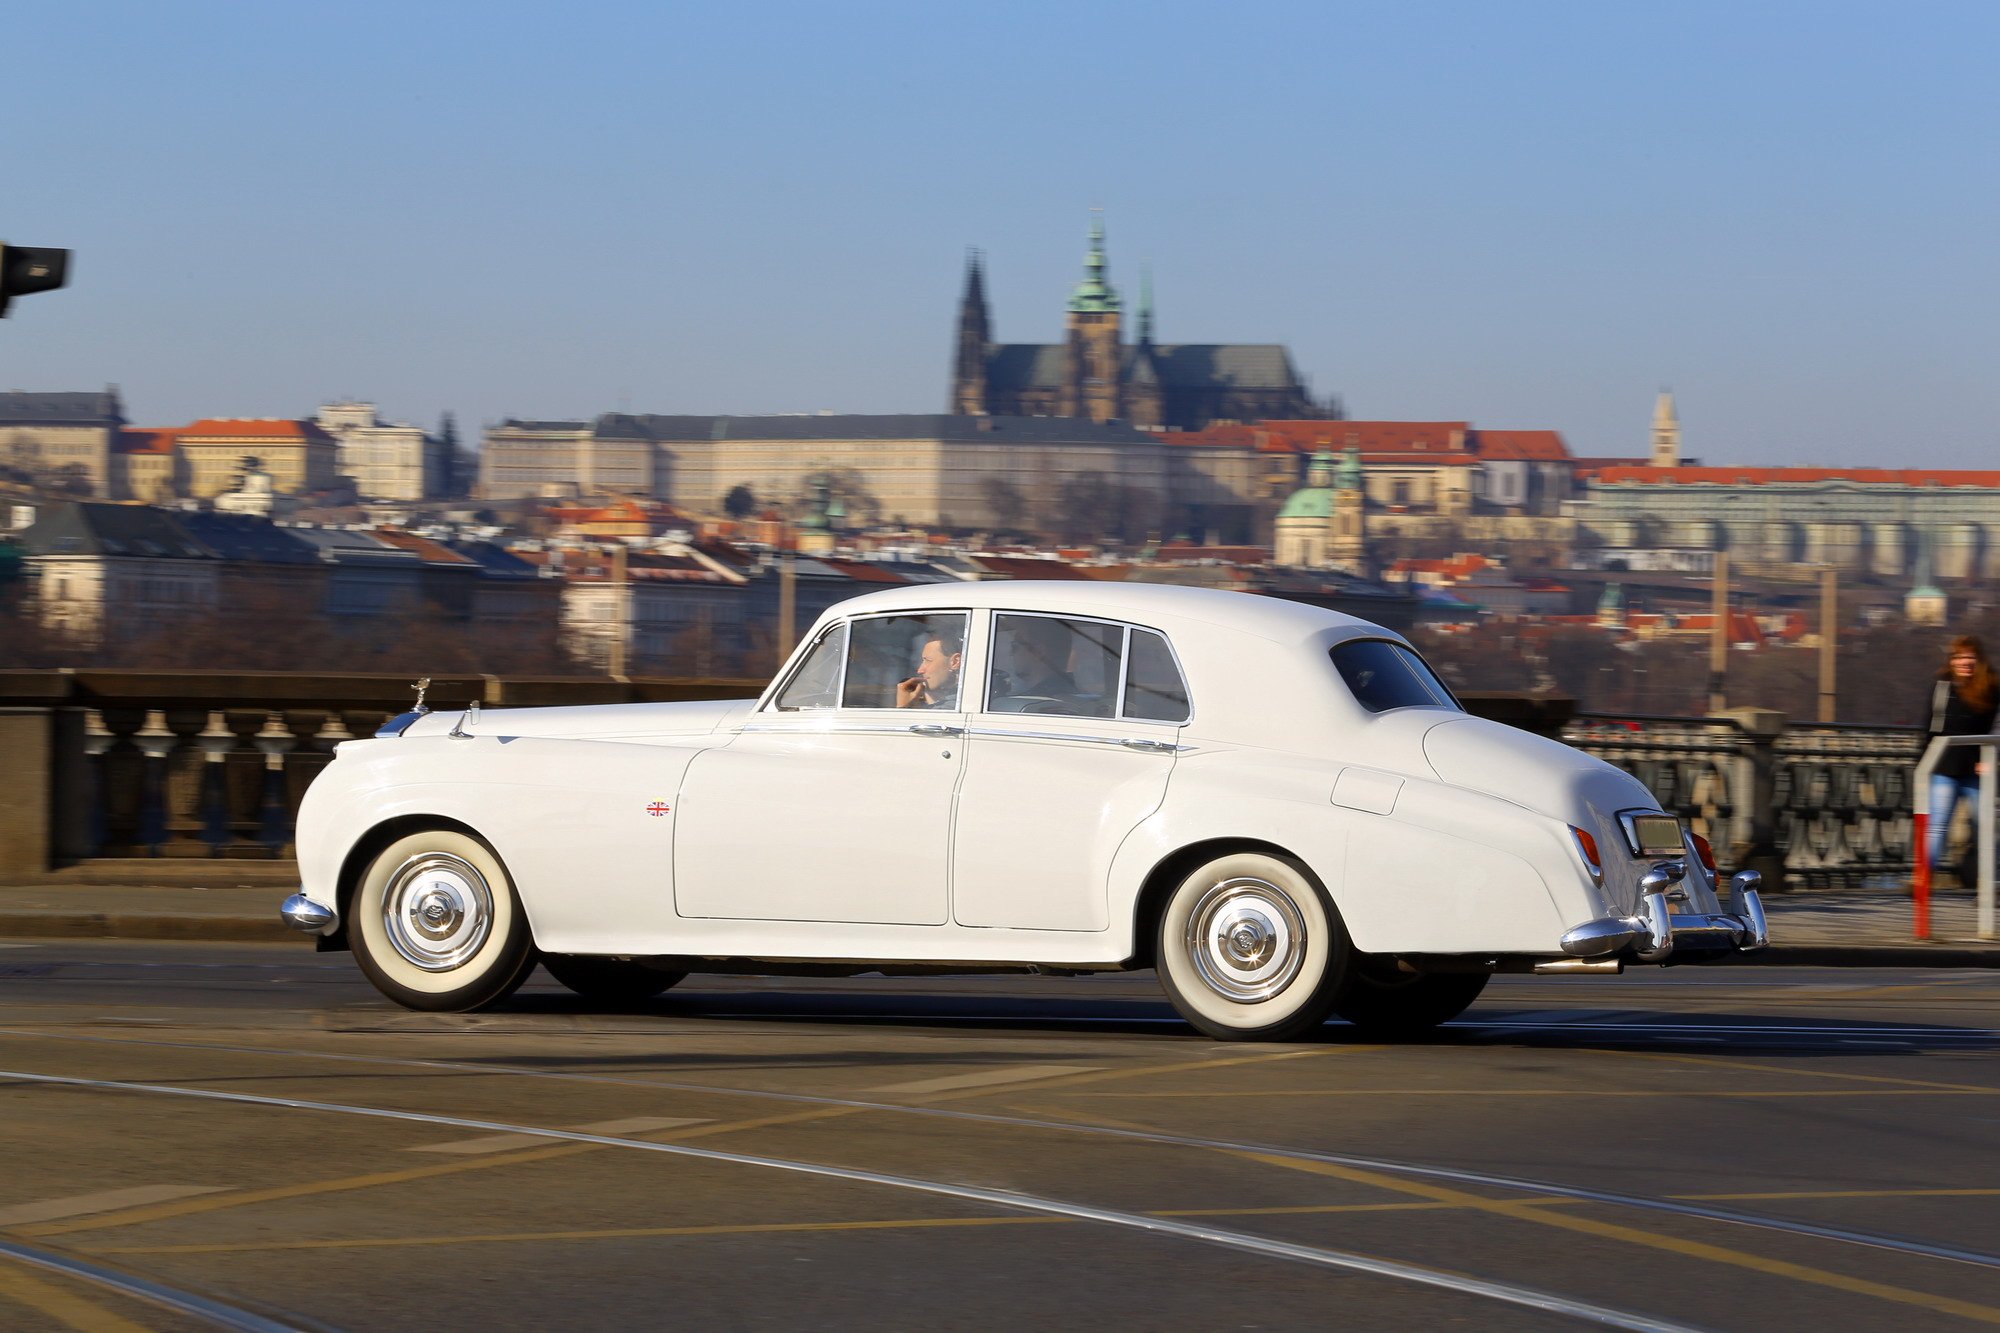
[1571,826,1602,878]
[1691,833,1717,873]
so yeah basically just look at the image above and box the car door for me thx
[673,610,972,925]
[951,615,1190,932]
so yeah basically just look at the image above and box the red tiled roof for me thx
[181,418,335,444]
[1593,465,2000,488]
[1164,420,1483,464]
[970,555,1093,580]
[1474,430,1570,462]
[369,529,475,566]
[815,558,909,584]
[115,427,178,456]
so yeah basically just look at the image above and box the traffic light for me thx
[0,244,70,317]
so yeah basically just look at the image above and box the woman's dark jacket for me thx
[1926,679,1998,781]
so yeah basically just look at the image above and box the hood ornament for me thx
[412,677,432,715]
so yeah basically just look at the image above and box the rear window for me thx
[1331,640,1459,714]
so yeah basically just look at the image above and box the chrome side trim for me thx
[964,726,1188,751]
[739,720,958,737]
[280,893,338,936]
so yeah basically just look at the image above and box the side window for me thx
[1123,629,1191,723]
[773,624,847,711]
[988,614,1122,717]
[843,612,969,710]
[1331,639,1459,713]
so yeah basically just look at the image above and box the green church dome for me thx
[1276,487,1333,520]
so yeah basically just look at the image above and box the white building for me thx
[317,402,444,502]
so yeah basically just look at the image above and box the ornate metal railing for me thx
[1565,712,1926,888]
[0,671,764,869]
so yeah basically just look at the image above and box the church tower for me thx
[1650,390,1680,468]
[950,251,991,415]
[1060,214,1123,423]
[1330,440,1369,575]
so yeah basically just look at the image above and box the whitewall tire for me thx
[351,830,537,1012]
[1156,852,1349,1041]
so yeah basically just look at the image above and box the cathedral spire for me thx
[1066,211,1120,315]
[951,248,992,415]
[1137,264,1154,346]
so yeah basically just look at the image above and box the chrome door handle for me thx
[1121,738,1177,753]
[909,723,963,737]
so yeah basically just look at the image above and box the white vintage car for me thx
[282,582,1767,1040]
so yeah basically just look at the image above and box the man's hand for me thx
[896,676,928,708]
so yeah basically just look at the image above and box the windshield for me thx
[1331,639,1460,714]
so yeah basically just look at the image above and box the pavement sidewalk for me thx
[0,877,1993,965]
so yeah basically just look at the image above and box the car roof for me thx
[823,579,1383,646]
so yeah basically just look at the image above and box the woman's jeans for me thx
[1927,773,1981,879]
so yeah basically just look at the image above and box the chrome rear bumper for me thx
[280,892,339,936]
[1560,869,1768,964]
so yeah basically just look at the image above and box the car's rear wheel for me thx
[351,829,537,1012]
[1155,852,1349,1041]
[1334,965,1489,1038]
[542,954,687,1004]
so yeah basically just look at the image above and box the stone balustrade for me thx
[0,671,763,876]
[0,675,1931,891]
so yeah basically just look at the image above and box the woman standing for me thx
[1925,635,1999,886]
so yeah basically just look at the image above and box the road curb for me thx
[0,913,291,944]
[1738,945,2000,969]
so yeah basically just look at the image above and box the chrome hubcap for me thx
[382,852,493,972]
[1186,877,1307,1002]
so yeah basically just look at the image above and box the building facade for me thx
[317,402,444,501]
[1580,466,2000,580]
[110,428,183,502]
[19,502,216,645]
[178,419,340,499]
[950,220,1335,431]
[0,390,124,496]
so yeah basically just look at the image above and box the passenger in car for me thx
[896,631,963,709]
[1006,617,1080,702]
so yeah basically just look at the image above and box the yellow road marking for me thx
[1229,1150,2000,1326]
[81,1182,2000,1259]
[83,1199,1521,1257]
[21,1044,1346,1238]
[17,1103,868,1239]
[0,1259,150,1333]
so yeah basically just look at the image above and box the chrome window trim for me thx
[763,621,850,714]
[982,611,1193,727]
[834,608,974,713]
[965,725,1189,752]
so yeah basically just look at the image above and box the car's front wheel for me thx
[1334,965,1489,1038]
[1155,852,1349,1041]
[542,954,687,1004]
[351,829,537,1012]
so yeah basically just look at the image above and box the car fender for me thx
[1108,746,1575,957]
[297,735,710,953]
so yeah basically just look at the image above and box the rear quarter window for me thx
[1331,639,1458,714]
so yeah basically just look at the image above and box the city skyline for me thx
[2,1,1995,463]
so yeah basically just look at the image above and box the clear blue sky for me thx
[4,0,1995,463]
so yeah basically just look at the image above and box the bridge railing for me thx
[1563,708,1925,889]
[0,676,1933,891]
[0,671,764,876]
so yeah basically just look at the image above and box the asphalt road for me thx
[0,942,1996,1332]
